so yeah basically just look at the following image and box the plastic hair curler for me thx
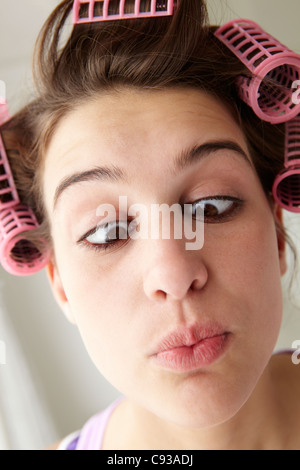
[0,102,50,276]
[272,115,300,213]
[73,0,177,25]
[0,131,19,210]
[0,99,10,125]
[214,19,300,124]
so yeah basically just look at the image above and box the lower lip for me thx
[152,334,229,372]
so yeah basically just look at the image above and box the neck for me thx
[123,363,286,450]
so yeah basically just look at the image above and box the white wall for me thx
[0,0,300,448]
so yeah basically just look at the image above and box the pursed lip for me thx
[149,322,231,372]
[151,322,229,355]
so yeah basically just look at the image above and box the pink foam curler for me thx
[0,102,50,275]
[0,134,20,210]
[0,101,10,126]
[214,19,300,124]
[272,115,300,213]
[73,0,176,25]
[0,102,18,209]
[0,205,50,276]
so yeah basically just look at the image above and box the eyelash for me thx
[77,196,244,253]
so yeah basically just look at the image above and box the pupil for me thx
[204,203,218,216]
[108,223,127,240]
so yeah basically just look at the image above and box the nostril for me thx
[190,279,204,291]
[155,290,167,301]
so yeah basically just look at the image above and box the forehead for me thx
[46,87,242,148]
[43,88,249,210]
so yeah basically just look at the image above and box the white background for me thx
[0,0,300,449]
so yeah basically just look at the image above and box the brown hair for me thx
[0,0,297,286]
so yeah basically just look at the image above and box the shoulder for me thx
[270,350,300,381]
[270,351,300,385]
[45,441,62,450]
[268,351,300,449]
[44,398,124,451]
[269,351,300,412]
[44,431,80,451]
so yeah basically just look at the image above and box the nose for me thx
[142,237,208,302]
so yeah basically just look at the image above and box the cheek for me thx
[211,211,283,341]
[53,239,137,370]
[62,259,123,327]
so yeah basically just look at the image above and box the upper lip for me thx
[151,322,228,355]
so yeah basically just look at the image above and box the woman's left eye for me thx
[191,196,243,222]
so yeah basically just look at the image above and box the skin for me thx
[43,87,299,450]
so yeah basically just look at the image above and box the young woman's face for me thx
[43,88,286,428]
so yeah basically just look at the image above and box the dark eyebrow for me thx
[53,165,127,210]
[53,140,252,211]
[171,140,252,175]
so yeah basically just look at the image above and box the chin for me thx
[149,377,256,430]
[158,399,244,430]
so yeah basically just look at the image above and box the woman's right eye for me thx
[78,220,136,252]
[86,221,128,244]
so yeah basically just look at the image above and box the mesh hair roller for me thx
[272,116,300,213]
[73,0,176,24]
[214,19,300,124]
[0,103,50,276]
[0,206,50,276]
[0,131,19,209]
[0,100,10,125]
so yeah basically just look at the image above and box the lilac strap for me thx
[75,397,124,450]
[273,349,294,356]
[66,435,80,450]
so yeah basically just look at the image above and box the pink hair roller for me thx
[0,133,19,209]
[0,100,10,126]
[0,206,50,276]
[0,103,50,276]
[272,116,300,213]
[0,102,20,210]
[214,19,300,124]
[73,0,176,25]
